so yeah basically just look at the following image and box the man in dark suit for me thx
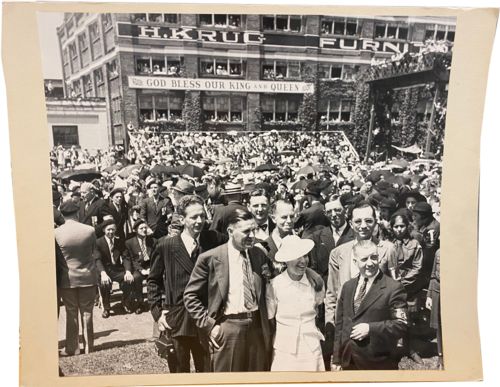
[95,219,142,317]
[294,181,330,238]
[78,182,105,231]
[307,199,355,286]
[55,201,98,355]
[306,199,355,370]
[247,188,275,242]
[332,240,408,370]
[102,187,129,241]
[123,219,157,314]
[184,208,272,372]
[140,179,174,239]
[148,195,228,372]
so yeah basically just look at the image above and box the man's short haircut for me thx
[353,240,378,259]
[270,199,293,215]
[227,207,254,227]
[249,188,269,201]
[347,200,377,221]
[177,195,205,217]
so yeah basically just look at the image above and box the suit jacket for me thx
[78,197,105,228]
[325,238,397,324]
[148,230,228,337]
[139,195,174,233]
[54,219,98,288]
[101,200,129,240]
[124,236,157,273]
[183,243,272,352]
[209,201,246,234]
[294,202,331,238]
[332,272,408,370]
[307,224,356,285]
[94,235,131,274]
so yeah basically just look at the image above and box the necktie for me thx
[109,239,116,265]
[140,238,150,262]
[190,240,200,262]
[259,223,268,231]
[354,277,369,313]
[241,251,256,310]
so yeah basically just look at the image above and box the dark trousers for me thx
[99,267,142,310]
[172,335,209,373]
[210,315,268,372]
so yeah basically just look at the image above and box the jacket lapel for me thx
[213,244,229,303]
[354,272,385,318]
[172,235,195,274]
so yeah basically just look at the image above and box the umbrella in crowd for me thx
[56,168,102,182]
[150,164,178,175]
[103,164,121,173]
[254,163,280,172]
[290,179,312,191]
[178,164,205,178]
[297,165,318,176]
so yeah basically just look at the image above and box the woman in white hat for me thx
[266,235,325,371]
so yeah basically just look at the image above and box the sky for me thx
[37,12,65,79]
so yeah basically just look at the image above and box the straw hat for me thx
[275,235,314,263]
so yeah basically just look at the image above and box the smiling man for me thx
[332,240,408,370]
[184,207,272,372]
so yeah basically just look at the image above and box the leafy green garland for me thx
[182,91,202,131]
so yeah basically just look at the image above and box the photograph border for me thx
[3,2,497,386]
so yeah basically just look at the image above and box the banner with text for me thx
[128,76,315,93]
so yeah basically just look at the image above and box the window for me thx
[321,17,358,36]
[102,14,113,30]
[261,95,301,122]
[136,56,182,75]
[94,68,105,97]
[202,94,243,122]
[263,15,301,32]
[139,93,184,122]
[199,14,241,27]
[262,61,301,80]
[63,48,69,65]
[318,100,353,122]
[200,58,244,77]
[78,32,88,51]
[89,22,100,42]
[424,24,455,42]
[374,23,409,40]
[53,126,79,147]
[108,60,119,78]
[112,97,122,124]
[71,81,82,97]
[130,13,179,23]
[69,42,77,59]
[83,74,93,96]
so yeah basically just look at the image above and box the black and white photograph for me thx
[37,10,454,376]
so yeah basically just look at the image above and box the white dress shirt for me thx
[331,222,347,245]
[254,220,270,241]
[180,231,199,257]
[224,242,258,314]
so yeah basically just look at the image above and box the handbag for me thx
[155,330,178,373]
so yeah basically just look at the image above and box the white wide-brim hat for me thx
[275,235,314,263]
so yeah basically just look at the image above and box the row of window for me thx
[137,93,352,124]
[134,56,358,81]
[128,13,455,42]
[68,60,118,98]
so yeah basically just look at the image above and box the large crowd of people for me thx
[52,129,442,372]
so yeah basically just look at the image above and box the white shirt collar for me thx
[228,239,245,261]
[181,231,198,252]
[284,270,310,287]
[332,222,347,235]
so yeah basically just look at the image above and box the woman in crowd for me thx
[266,235,325,371]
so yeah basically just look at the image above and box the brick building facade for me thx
[57,13,455,149]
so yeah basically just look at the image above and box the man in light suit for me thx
[332,241,407,370]
[55,200,98,355]
[184,208,272,372]
[148,195,227,372]
[325,201,398,328]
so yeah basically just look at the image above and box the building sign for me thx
[128,76,315,93]
[117,23,426,54]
